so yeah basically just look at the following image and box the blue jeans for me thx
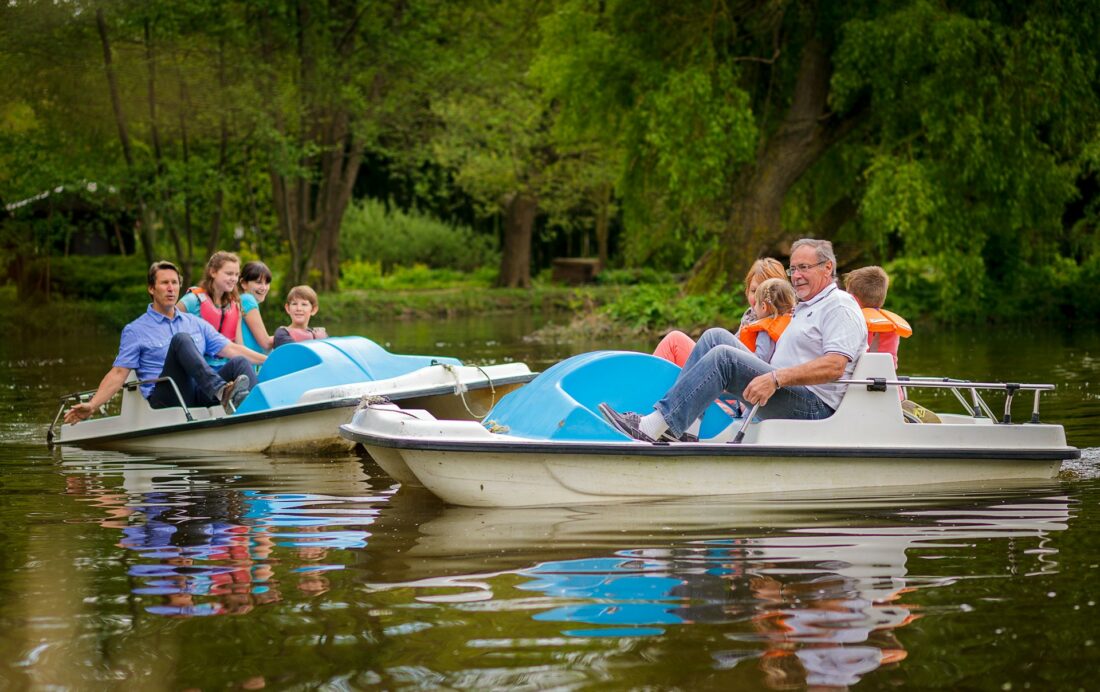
[653,328,834,437]
[148,333,256,409]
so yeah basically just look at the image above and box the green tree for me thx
[245,0,463,289]
[430,1,618,288]
[535,0,1100,305]
[833,1,1100,318]
[0,0,277,285]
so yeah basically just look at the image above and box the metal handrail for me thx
[46,376,193,446]
[837,376,1055,424]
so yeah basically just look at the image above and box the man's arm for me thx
[63,366,132,424]
[742,353,849,406]
[218,341,267,365]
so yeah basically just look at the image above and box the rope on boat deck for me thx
[437,363,496,420]
[355,394,424,419]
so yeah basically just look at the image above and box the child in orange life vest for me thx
[843,266,911,368]
[272,285,329,348]
[738,278,797,362]
[178,251,246,366]
[671,278,796,439]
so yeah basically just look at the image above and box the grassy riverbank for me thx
[0,283,621,336]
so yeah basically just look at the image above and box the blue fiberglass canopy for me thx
[482,351,736,442]
[234,336,462,414]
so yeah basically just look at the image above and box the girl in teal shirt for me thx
[239,261,274,354]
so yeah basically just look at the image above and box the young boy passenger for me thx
[272,285,329,348]
[844,266,911,369]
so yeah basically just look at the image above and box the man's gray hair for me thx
[790,238,837,278]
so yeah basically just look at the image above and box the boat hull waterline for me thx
[346,416,1070,507]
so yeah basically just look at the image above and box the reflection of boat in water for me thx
[54,445,1079,686]
[58,446,399,618]
[341,351,1079,507]
[362,487,1071,686]
[366,484,1071,580]
[50,337,532,453]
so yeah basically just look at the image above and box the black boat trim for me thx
[342,429,1081,461]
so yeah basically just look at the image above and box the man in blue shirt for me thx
[64,261,267,424]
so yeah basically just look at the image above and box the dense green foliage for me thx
[3,0,1100,324]
[602,284,744,331]
[339,199,499,273]
[533,0,1100,317]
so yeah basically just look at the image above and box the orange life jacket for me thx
[738,314,791,352]
[188,287,240,340]
[862,308,912,338]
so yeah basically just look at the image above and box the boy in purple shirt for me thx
[64,261,267,424]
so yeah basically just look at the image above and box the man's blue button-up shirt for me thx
[113,305,229,397]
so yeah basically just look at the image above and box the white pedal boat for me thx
[339,351,1079,507]
[48,336,533,453]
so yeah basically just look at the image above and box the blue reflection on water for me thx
[62,457,386,618]
[520,558,685,630]
[499,495,1070,687]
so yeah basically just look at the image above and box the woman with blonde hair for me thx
[653,257,787,367]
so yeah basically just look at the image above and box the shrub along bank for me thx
[7,250,1100,338]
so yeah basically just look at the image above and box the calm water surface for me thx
[1,315,1098,690]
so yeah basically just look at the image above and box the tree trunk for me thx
[145,18,187,270]
[686,37,867,291]
[178,74,195,285]
[97,7,155,264]
[143,19,162,164]
[207,38,229,257]
[497,192,537,288]
[311,123,363,291]
[594,181,612,269]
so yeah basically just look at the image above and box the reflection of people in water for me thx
[517,538,918,687]
[63,480,285,618]
[748,573,914,689]
[65,472,372,617]
[292,525,332,596]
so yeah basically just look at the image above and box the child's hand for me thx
[314,327,328,339]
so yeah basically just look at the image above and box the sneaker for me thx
[659,429,699,443]
[598,403,656,443]
[220,374,251,414]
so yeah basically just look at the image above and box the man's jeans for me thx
[653,328,834,437]
[148,333,256,409]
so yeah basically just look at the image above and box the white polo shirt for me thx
[771,283,867,410]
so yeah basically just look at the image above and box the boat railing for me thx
[836,376,1055,424]
[46,376,193,446]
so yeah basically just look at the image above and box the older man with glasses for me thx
[600,238,868,443]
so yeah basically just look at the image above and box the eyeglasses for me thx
[786,260,828,277]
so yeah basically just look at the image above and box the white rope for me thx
[440,364,496,420]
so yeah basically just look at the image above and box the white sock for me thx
[640,411,670,440]
[685,419,701,437]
